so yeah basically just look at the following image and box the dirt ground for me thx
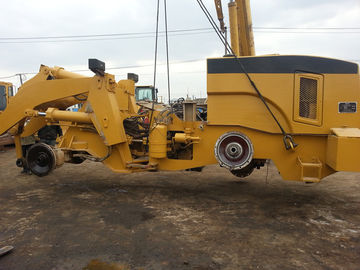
[0,147,359,270]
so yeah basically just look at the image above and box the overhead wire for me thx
[0,26,358,41]
[0,58,206,79]
[1,56,358,80]
[0,25,358,45]
[153,0,161,98]
[0,28,213,40]
[196,0,231,54]
[0,75,18,80]
[0,30,215,44]
[0,28,358,44]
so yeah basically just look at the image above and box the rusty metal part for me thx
[215,131,253,170]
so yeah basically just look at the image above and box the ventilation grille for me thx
[299,77,318,119]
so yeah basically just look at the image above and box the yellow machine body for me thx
[0,55,359,182]
[326,128,360,172]
[1,2,359,182]
[206,55,359,181]
[149,124,168,160]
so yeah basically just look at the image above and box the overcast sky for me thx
[0,0,359,100]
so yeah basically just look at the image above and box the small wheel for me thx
[16,158,24,168]
[26,143,56,177]
[230,162,255,178]
[231,159,266,178]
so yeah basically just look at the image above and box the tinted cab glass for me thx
[135,87,154,101]
[0,85,7,111]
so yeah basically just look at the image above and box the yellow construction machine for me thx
[0,1,359,182]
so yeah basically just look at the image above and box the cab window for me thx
[135,87,154,101]
[8,86,14,97]
[0,85,7,111]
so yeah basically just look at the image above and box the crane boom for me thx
[228,0,255,56]
[214,0,226,33]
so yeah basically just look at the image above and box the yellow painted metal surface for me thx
[0,54,359,182]
[227,0,255,56]
[297,156,322,183]
[228,1,240,56]
[45,108,92,124]
[0,71,93,135]
[1,1,359,183]
[207,63,360,135]
[149,125,167,159]
[331,128,360,137]
[293,73,324,126]
[326,128,360,172]
[21,117,48,137]
[13,135,23,159]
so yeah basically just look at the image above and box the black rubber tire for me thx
[230,162,255,178]
[26,143,56,177]
[70,156,85,164]
[16,158,24,168]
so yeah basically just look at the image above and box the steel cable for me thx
[146,0,161,146]
[196,0,297,150]
[164,0,171,105]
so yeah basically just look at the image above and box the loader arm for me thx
[0,66,90,136]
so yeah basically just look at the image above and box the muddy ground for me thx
[0,147,359,270]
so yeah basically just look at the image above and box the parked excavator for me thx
[0,1,359,182]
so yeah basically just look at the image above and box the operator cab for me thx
[135,86,158,103]
[0,82,14,111]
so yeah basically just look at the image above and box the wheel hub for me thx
[225,142,243,159]
[26,143,56,177]
[214,131,253,170]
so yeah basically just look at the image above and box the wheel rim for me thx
[26,143,56,177]
[215,132,253,170]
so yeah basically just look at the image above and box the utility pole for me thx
[16,74,24,85]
